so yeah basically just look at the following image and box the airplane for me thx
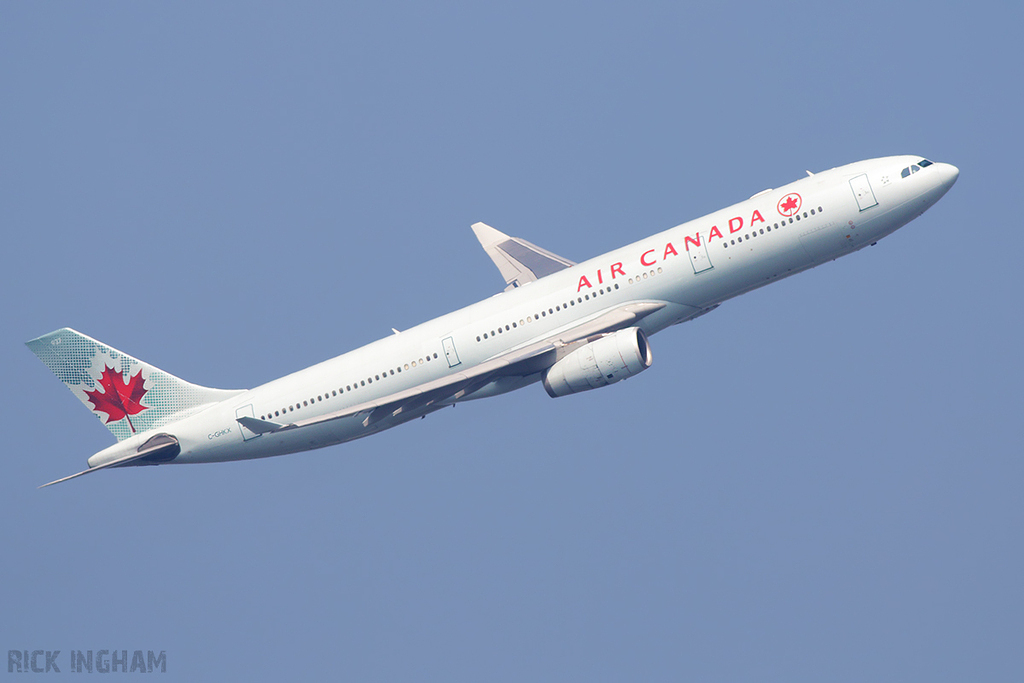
[27,155,959,487]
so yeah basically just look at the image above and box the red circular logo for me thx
[777,192,802,217]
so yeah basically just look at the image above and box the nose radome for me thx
[937,162,960,189]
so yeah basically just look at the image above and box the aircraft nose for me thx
[936,162,960,191]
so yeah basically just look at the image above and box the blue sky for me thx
[2,2,1021,680]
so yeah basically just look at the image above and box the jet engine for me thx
[542,327,652,398]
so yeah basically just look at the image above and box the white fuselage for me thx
[89,156,959,468]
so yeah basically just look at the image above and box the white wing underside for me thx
[239,301,666,434]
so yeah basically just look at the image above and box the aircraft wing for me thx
[471,222,576,291]
[248,301,665,433]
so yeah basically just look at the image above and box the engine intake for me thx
[542,327,652,398]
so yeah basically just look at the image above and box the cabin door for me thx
[235,404,261,441]
[688,233,714,274]
[850,173,878,211]
[442,336,462,368]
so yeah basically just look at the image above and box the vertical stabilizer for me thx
[27,328,245,441]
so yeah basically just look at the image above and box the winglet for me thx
[471,222,575,291]
[236,416,285,434]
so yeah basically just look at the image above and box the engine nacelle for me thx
[542,327,653,398]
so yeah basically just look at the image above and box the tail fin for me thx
[27,328,245,441]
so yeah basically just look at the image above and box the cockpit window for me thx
[900,160,931,178]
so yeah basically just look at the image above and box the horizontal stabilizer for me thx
[39,433,180,488]
[236,416,286,434]
[471,222,575,291]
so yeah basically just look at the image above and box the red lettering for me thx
[684,234,701,251]
[577,275,592,292]
[729,216,744,233]
[663,242,678,258]
[708,225,723,241]
[751,209,765,225]
[610,262,625,278]
[597,269,604,284]
[640,249,657,266]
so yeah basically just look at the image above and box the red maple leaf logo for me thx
[85,365,149,433]
[778,193,802,216]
